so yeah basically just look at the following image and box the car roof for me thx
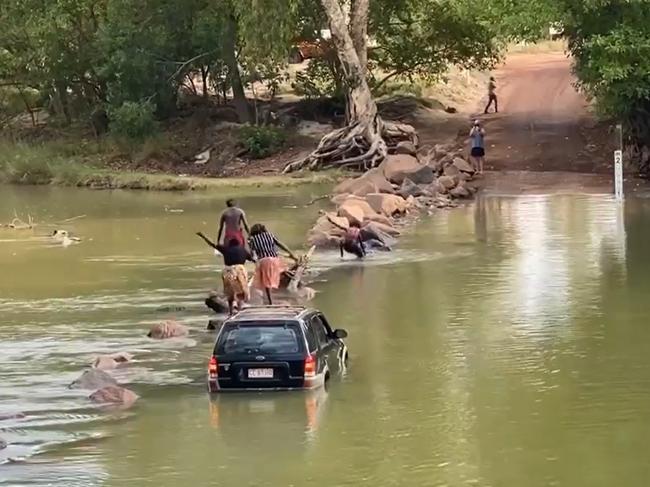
[226,305,315,324]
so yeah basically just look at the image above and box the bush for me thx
[109,101,157,140]
[238,125,287,159]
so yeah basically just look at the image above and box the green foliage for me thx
[560,1,650,168]
[109,101,157,140]
[238,125,287,159]
[293,58,345,99]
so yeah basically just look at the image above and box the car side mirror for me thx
[333,329,348,339]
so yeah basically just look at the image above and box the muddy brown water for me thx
[2,184,650,486]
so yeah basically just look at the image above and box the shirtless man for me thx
[217,199,250,246]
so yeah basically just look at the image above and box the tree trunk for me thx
[284,0,417,173]
[224,14,251,124]
[201,66,209,98]
[350,0,369,74]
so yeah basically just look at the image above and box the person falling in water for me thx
[469,119,486,174]
[248,224,297,305]
[196,232,253,315]
[217,198,250,246]
[326,216,391,258]
[484,76,498,114]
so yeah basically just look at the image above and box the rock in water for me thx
[365,193,409,217]
[450,181,471,199]
[0,412,25,421]
[70,369,118,390]
[0,438,6,450]
[92,352,133,370]
[147,320,190,339]
[89,386,139,406]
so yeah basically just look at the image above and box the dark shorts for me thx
[471,147,485,158]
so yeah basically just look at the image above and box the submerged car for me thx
[208,306,348,392]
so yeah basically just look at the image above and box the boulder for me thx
[89,386,139,406]
[365,193,409,217]
[338,203,366,225]
[330,193,349,206]
[450,181,471,199]
[363,168,396,194]
[334,168,394,196]
[433,143,453,159]
[70,369,118,390]
[399,178,426,198]
[380,154,421,184]
[443,164,461,178]
[338,197,382,223]
[453,157,476,174]
[0,438,6,450]
[437,175,457,191]
[416,144,433,164]
[147,320,189,339]
[393,141,417,156]
[363,221,400,237]
[307,214,346,248]
[92,352,133,370]
[404,165,435,185]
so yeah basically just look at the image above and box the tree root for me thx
[284,117,417,173]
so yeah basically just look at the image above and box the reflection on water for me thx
[2,186,649,487]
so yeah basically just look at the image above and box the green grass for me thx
[0,140,340,191]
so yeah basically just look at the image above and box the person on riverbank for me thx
[217,199,250,246]
[248,223,297,305]
[196,231,253,315]
[484,76,498,114]
[469,120,486,174]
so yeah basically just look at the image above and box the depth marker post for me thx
[614,124,624,201]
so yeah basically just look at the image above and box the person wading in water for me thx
[248,224,297,305]
[484,76,498,114]
[197,232,254,315]
[469,119,486,174]
[217,199,250,246]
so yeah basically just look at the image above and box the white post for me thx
[614,149,623,201]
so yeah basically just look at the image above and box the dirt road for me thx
[476,52,615,174]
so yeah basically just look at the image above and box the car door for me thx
[310,314,339,376]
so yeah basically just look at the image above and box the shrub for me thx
[109,101,157,140]
[238,125,286,159]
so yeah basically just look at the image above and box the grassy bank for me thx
[0,141,340,191]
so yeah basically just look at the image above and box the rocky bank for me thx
[307,143,479,248]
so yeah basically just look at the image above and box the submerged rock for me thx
[89,386,139,406]
[147,320,190,339]
[92,352,133,370]
[205,293,229,315]
[0,412,25,421]
[450,181,471,199]
[70,369,118,390]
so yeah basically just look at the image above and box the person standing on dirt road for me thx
[217,198,250,246]
[469,120,486,174]
[484,76,498,114]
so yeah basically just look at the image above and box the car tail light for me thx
[304,355,316,378]
[208,356,218,378]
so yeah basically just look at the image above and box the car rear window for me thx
[215,323,303,355]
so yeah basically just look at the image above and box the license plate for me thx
[248,368,273,379]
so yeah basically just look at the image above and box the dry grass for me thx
[508,39,568,54]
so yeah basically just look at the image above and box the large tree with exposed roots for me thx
[284,0,418,173]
